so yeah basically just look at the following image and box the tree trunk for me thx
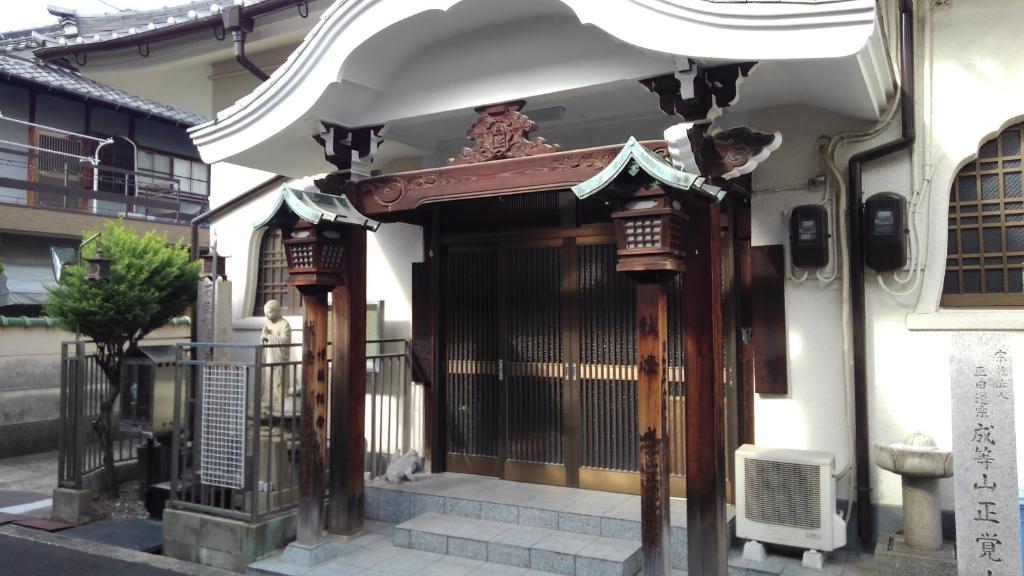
[92,353,122,499]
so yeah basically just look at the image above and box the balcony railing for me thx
[0,145,208,225]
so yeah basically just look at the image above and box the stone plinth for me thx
[51,487,93,524]
[162,507,296,573]
[875,533,956,576]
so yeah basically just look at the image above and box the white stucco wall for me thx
[208,183,423,344]
[727,1,1024,531]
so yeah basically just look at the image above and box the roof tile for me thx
[0,53,208,126]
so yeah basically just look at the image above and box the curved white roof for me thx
[190,0,887,175]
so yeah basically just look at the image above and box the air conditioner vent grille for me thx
[744,457,821,529]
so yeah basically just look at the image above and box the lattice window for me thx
[252,228,301,315]
[943,122,1024,306]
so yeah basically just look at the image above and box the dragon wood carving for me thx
[448,100,559,165]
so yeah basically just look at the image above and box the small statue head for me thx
[264,300,283,322]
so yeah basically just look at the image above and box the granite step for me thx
[366,473,713,569]
[394,512,642,576]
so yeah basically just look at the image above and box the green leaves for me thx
[46,220,200,349]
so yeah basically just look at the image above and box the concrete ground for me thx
[0,450,58,495]
[0,524,235,576]
[0,450,57,519]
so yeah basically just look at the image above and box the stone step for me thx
[394,512,642,576]
[366,473,712,569]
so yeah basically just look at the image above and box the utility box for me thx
[864,192,908,272]
[120,345,179,437]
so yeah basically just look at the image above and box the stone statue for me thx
[260,300,293,417]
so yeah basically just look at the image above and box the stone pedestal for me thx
[875,533,956,576]
[875,432,952,552]
[162,507,296,573]
[51,487,93,524]
[902,476,942,551]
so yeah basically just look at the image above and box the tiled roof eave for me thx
[0,54,208,126]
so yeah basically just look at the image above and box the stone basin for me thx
[874,432,953,552]
[875,432,953,478]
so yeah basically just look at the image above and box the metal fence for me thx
[58,340,145,490]
[168,339,416,522]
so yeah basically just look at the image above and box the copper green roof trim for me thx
[571,136,724,202]
[0,315,191,328]
[252,178,380,232]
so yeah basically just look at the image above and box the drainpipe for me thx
[848,0,915,549]
[223,4,270,82]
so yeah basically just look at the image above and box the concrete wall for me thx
[0,323,190,458]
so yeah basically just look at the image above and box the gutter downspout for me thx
[848,0,915,549]
[223,5,270,82]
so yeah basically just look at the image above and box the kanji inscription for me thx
[950,332,1021,575]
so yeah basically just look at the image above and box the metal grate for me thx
[744,457,821,530]
[200,364,248,489]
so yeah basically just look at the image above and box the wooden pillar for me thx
[297,288,329,545]
[636,280,671,576]
[328,227,367,535]
[733,198,755,445]
[683,201,728,575]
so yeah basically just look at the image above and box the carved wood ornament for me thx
[449,100,559,165]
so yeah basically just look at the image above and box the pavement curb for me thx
[0,524,236,576]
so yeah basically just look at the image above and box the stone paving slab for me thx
[248,519,563,576]
[394,512,641,576]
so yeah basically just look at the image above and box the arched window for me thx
[252,228,301,315]
[943,122,1024,307]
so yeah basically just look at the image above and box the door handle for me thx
[498,358,504,381]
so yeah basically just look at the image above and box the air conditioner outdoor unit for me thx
[735,444,847,556]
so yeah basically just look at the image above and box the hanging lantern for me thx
[610,184,687,279]
[199,248,227,280]
[282,220,347,288]
[84,248,112,282]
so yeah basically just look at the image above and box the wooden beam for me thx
[328,227,367,535]
[683,201,728,575]
[297,288,329,545]
[636,280,671,575]
[343,141,668,220]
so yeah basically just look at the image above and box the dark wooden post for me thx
[733,198,755,445]
[297,287,329,545]
[683,201,728,574]
[328,227,367,534]
[636,280,671,576]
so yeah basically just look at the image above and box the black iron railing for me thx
[168,339,417,523]
[57,340,145,490]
